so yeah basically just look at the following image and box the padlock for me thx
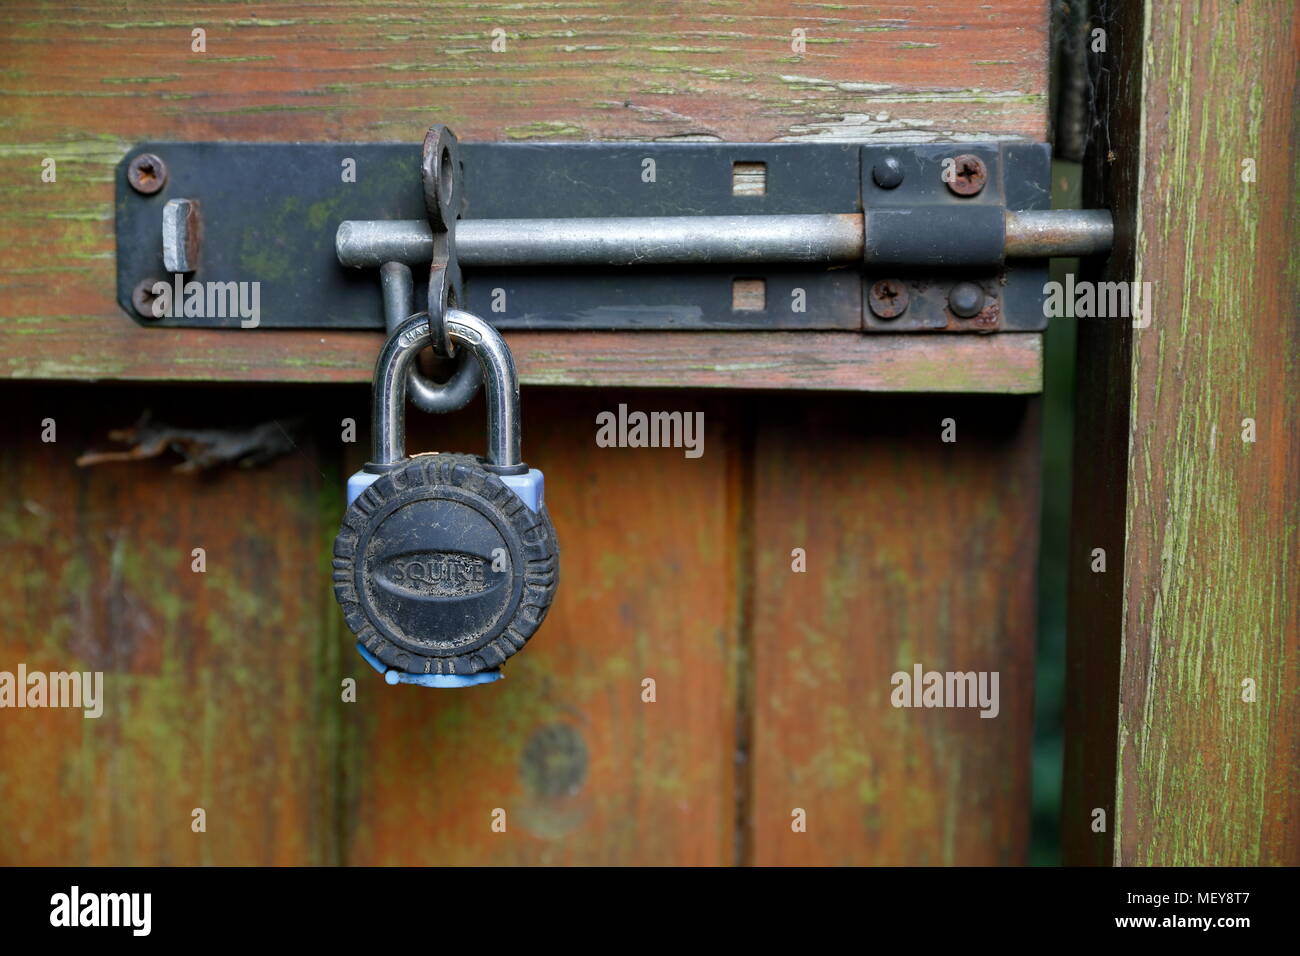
[333,309,559,687]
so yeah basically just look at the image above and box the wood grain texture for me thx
[478,332,1042,393]
[343,390,739,864]
[0,0,1049,385]
[0,384,1043,865]
[1065,0,1299,866]
[2,327,1041,392]
[748,394,1042,864]
[0,385,345,865]
[0,1,1054,866]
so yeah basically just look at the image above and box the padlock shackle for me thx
[379,261,482,414]
[372,309,522,471]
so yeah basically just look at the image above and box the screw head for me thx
[948,281,986,318]
[868,279,909,319]
[127,153,168,195]
[132,277,164,319]
[872,156,904,189]
[944,154,987,197]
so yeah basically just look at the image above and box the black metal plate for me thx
[116,143,419,330]
[859,142,1050,333]
[115,140,1050,332]
[116,142,863,331]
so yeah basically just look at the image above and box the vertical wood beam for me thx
[1064,0,1299,866]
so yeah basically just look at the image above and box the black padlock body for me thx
[333,453,559,675]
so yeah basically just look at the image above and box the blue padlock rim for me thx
[346,466,544,513]
[355,642,503,688]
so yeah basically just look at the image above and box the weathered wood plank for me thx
[748,394,1042,864]
[0,328,1043,393]
[0,386,344,864]
[0,1,1048,143]
[1064,0,1299,866]
[343,389,739,864]
[0,0,1049,384]
[0,0,1055,868]
[518,332,1042,393]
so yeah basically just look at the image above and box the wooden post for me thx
[1064,0,1299,866]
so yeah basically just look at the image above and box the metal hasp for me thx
[115,140,1113,332]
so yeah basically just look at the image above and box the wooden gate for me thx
[0,1,1293,867]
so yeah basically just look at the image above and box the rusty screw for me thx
[131,277,164,320]
[944,154,986,197]
[127,153,168,195]
[868,279,909,319]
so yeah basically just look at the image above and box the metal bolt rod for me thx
[339,219,435,268]
[373,309,521,468]
[340,214,862,268]
[1003,210,1114,258]
[459,214,865,267]
[338,209,1113,269]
